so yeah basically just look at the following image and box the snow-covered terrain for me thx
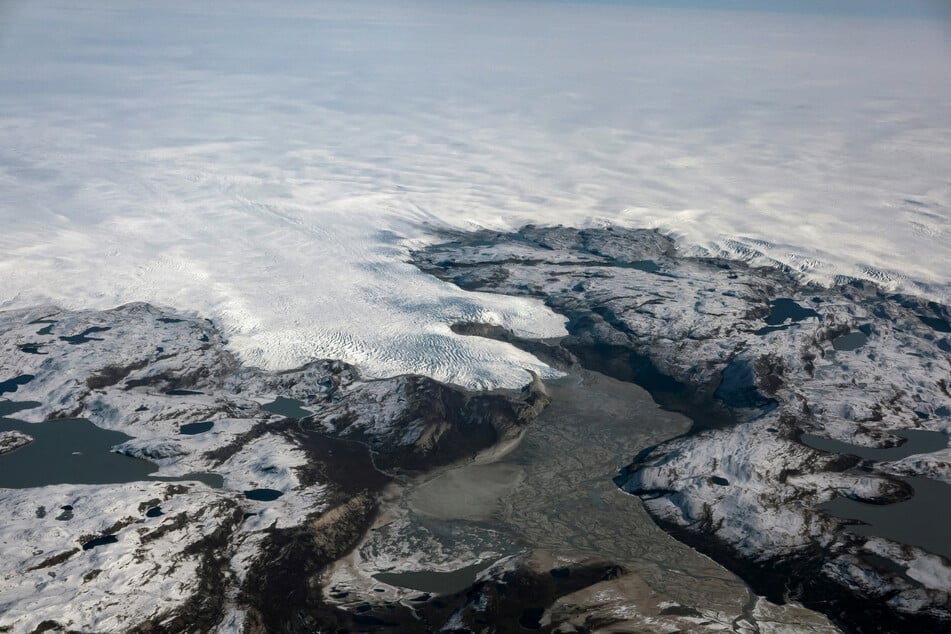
[0,303,547,632]
[1,1,950,388]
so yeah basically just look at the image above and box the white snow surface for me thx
[0,482,240,633]
[1,1,950,388]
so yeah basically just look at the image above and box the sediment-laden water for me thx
[334,366,837,630]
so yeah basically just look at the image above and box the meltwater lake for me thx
[0,410,221,489]
[804,429,951,560]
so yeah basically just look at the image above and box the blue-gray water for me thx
[821,477,951,561]
[263,396,312,419]
[802,429,947,462]
[0,416,221,489]
[805,429,951,560]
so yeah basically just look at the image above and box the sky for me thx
[0,0,949,388]
[534,0,951,19]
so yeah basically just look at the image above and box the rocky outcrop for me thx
[0,430,31,455]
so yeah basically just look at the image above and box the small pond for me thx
[180,421,214,435]
[263,396,312,419]
[244,488,283,501]
[0,374,34,396]
[58,326,111,345]
[617,259,660,273]
[831,331,868,352]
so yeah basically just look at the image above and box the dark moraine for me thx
[244,488,283,501]
[821,476,951,561]
[179,421,214,435]
[373,560,496,595]
[58,326,111,344]
[519,606,545,629]
[263,396,312,419]
[0,374,34,396]
[801,429,947,462]
[155,472,223,488]
[0,416,221,489]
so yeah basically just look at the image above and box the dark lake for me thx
[0,400,42,418]
[244,488,283,501]
[180,421,214,435]
[373,560,496,594]
[831,331,868,351]
[263,396,312,419]
[806,429,951,560]
[755,298,821,335]
[801,429,947,462]
[0,416,221,489]
[764,298,820,325]
[821,476,951,561]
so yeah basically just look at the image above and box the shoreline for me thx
[323,363,838,631]
[412,224,951,633]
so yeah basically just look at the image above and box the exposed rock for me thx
[0,430,32,455]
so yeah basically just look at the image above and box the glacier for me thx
[1,0,950,388]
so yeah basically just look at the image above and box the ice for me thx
[1,1,950,388]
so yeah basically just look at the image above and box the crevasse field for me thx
[1,0,949,388]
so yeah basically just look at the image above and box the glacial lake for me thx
[801,429,947,462]
[355,367,754,615]
[374,560,497,595]
[754,298,820,335]
[263,396,312,419]
[806,429,951,560]
[0,415,221,489]
[821,476,951,561]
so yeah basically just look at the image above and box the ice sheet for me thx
[1,1,949,387]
